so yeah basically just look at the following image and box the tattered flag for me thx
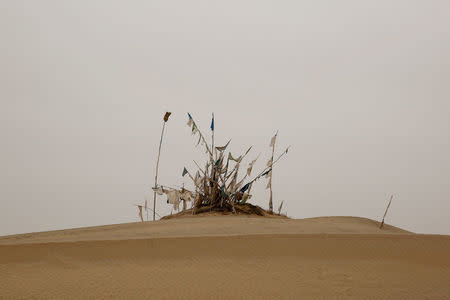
[216,139,231,152]
[138,205,143,222]
[228,152,241,162]
[163,112,172,122]
[246,154,260,176]
[270,133,277,147]
[240,182,251,193]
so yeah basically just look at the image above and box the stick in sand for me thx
[268,131,278,213]
[153,112,171,221]
[380,195,393,229]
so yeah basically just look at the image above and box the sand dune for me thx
[1,216,449,299]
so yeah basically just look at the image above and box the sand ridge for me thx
[1,216,449,299]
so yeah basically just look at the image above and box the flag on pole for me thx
[138,205,143,222]
[228,153,241,162]
[240,182,251,193]
[210,113,214,131]
[182,167,188,177]
[163,112,171,122]
[270,133,277,147]
[247,154,259,176]
[216,140,231,151]
[187,113,193,127]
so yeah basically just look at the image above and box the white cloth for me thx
[270,135,277,147]
[247,155,259,176]
[165,190,181,210]
[181,190,195,202]
[153,186,165,195]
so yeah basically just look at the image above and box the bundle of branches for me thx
[154,113,290,215]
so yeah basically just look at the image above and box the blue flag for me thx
[210,114,214,131]
[182,167,188,177]
[240,183,251,193]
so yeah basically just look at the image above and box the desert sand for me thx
[1,215,449,299]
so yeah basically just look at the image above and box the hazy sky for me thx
[1,1,449,235]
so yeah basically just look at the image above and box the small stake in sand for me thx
[380,195,393,229]
[268,131,278,213]
[153,112,171,221]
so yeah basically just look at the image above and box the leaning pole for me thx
[153,112,171,221]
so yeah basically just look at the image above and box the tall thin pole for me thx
[269,131,277,213]
[153,112,171,221]
[380,195,393,229]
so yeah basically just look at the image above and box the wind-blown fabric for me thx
[138,205,143,222]
[152,186,165,195]
[181,190,195,202]
[165,190,181,211]
[163,112,171,122]
[270,134,277,147]
[240,182,251,193]
[216,140,230,152]
[247,155,259,176]
[228,153,241,162]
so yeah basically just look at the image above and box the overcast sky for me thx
[1,1,449,236]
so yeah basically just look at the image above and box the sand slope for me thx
[1,216,449,299]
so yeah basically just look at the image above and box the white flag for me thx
[269,135,277,147]
[247,155,259,176]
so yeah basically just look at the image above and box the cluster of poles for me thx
[135,111,394,229]
[138,112,289,221]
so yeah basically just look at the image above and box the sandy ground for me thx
[1,216,449,299]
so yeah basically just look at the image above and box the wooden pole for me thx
[153,112,171,221]
[380,195,393,229]
[268,131,277,213]
[245,145,290,188]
